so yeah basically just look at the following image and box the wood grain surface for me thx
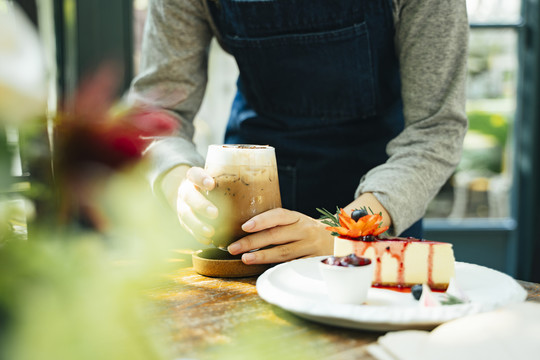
[151,252,540,360]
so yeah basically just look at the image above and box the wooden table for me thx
[151,253,540,360]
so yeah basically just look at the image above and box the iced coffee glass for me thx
[204,145,282,250]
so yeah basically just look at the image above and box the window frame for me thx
[513,0,540,282]
[54,0,134,99]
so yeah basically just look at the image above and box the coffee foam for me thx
[205,144,277,167]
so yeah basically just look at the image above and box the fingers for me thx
[227,208,305,255]
[227,209,333,264]
[240,240,313,265]
[186,167,215,191]
[176,171,217,245]
[178,180,218,220]
[177,201,213,245]
[241,208,300,233]
[228,208,301,254]
[228,225,292,255]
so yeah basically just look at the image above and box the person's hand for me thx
[227,208,334,264]
[174,166,218,245]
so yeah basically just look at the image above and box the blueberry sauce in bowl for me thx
[322,254,372,267]
[319,254,374,304]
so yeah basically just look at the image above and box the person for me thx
[128,0,469,265]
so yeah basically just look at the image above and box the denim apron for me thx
[206,0,422,237]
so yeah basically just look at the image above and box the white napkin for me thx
[367,302,540,360]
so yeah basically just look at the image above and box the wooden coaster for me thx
[192,248,271,278]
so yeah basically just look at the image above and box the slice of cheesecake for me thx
[334,236,455,290]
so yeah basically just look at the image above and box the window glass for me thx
[133,0,148,75]
[427,1,521,219]
[467,0,521,24]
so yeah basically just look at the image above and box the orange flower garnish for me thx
[325,208,389,238]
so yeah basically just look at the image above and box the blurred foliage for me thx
[467,110,510,148]
[0,162,193,360]
[0,53,189,359]
[458,110,510,174]
[0,130,12,192]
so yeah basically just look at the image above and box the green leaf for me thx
[316,207,340,227]
[441,293,466,305]
[320,220,336,227]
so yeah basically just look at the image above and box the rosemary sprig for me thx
[441,293,466,305]
[316,207,341,228]
[316,206,381,225]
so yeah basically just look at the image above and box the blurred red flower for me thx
[53,64,178,230]
[55,65,178,172]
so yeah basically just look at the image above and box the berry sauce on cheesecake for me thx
[318,207,455,291]
[337,236,455,290]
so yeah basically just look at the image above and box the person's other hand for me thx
[227,208,334,264]
[175,166,218,244]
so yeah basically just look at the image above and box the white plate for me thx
[256,257,527,331]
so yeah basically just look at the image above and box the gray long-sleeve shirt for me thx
[128,0,469,236]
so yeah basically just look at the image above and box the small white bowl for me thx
[318,256,374,304]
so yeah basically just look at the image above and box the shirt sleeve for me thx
[356,0,469,236]
[128,0,213,188]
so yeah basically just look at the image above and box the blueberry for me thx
[348,254,359,264]
[325,254,372,267]
[351,208,369,221]
[411,284,423,300]
[324,256,338,266]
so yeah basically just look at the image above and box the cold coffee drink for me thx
[205,145,282,250]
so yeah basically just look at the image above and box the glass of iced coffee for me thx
[204,145,282,250]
